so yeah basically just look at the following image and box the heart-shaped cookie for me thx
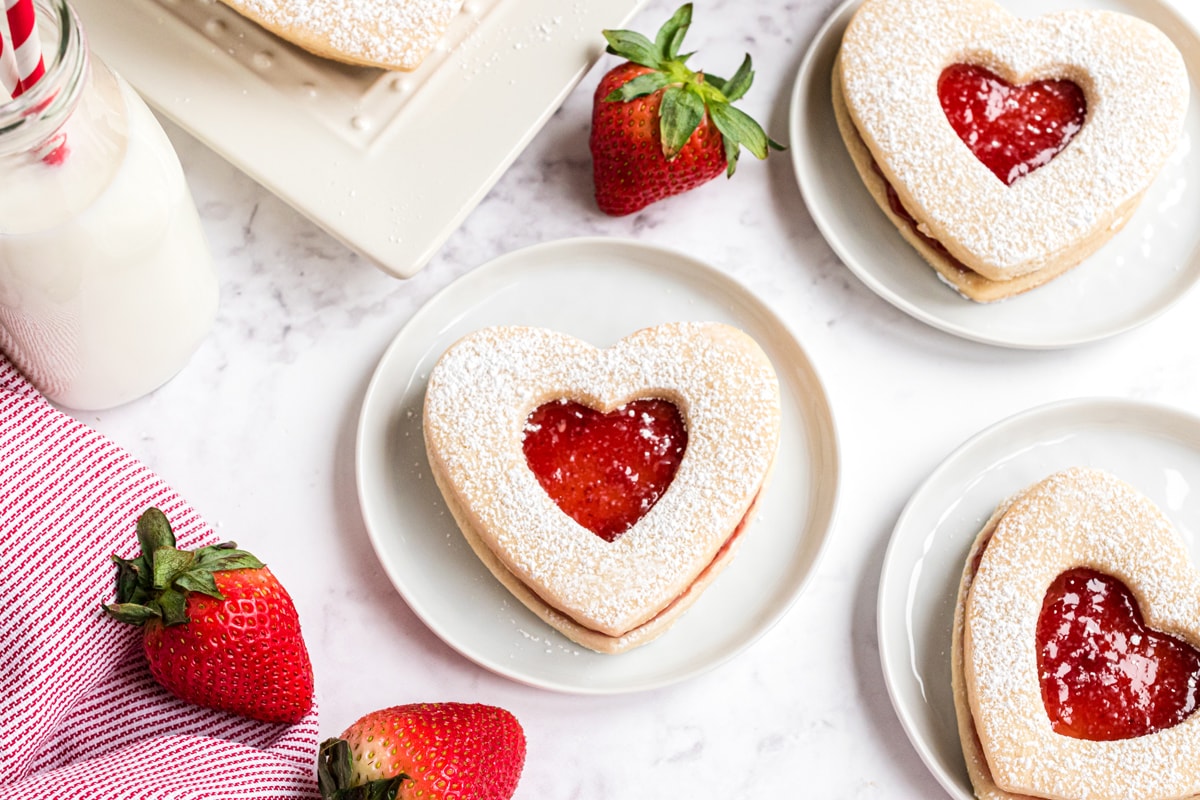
[834,0,1189,302]
[219,0,464,70]
[952,468,1200,800]
[423,322,781,654]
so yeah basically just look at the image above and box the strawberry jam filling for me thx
[522,399,686,542]
[1037,567,1200,740]
[872,160,971,275]
[938,64,1086,186]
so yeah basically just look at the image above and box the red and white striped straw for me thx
[5,0,44,97]
[0,22,19,98]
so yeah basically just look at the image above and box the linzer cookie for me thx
[422,323,781,654]
[951,468,1200,800]
[220,0,464,70]
[834,0,1189,302]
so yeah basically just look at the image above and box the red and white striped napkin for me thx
[0,355,320,798]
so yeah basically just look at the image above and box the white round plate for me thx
[356,237,839,694]
[790,0,1200,349]
[878,398,1200,798]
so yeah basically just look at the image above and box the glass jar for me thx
[0,0,217,410]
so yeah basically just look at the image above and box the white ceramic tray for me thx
[790,0,1200,348]
[72,0,648,278]
[878,398,1200,798]
[356,237,839,693]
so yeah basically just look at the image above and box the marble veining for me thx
[73,0,1200,797]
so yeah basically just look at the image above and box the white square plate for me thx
[72,0,648,277]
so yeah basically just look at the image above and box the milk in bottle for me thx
[0,0,217,409]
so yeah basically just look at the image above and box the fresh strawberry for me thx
[104,507,314,724]
[590,3,783,216]
[318,702,525,800]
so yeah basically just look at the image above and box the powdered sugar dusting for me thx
[965,468,1200,800]
[423,323,781,637]
[839,0,1190,276]
[225,0,464,70]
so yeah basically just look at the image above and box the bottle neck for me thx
[0,0,88,158]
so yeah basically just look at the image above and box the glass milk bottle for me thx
[0,0,217,410]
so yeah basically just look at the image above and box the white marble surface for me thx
[76,0,1200,796]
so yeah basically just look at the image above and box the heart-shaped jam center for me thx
[939,64,1087,186]
[1037,568,1200,740]
[522,399,687,542]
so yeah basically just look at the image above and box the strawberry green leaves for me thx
[104,507,264,627]
[603,3,692,70]
[318,739,406,800]
[660,86,706,158]
[706,55,754,103]
[654,3,691,63]
[711,102,782,171]
[599,3,783,177]
[604,70,672,102]
[318,738,409,800]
